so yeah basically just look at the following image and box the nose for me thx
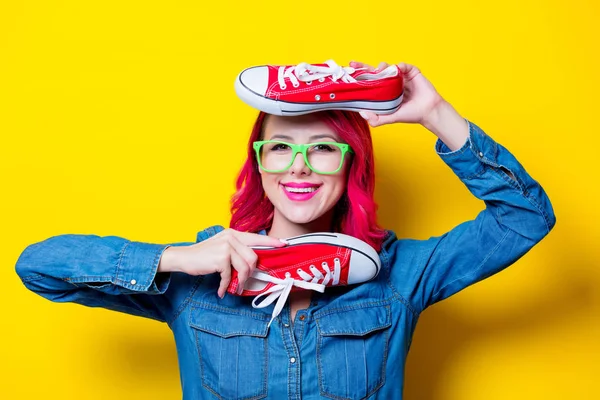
[288,152,311,176]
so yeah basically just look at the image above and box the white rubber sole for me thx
[252,232,381,277]
[235,73,403,116]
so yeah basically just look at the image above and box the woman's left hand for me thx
[351,61,445,127]
[353,61,470,151]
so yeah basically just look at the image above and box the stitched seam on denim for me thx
[114,241,130,285]
[190,324,268,338]
[317,309,390,399]
[297,319,305,347]
[201,383,223,400]
[492,132,499,161]
[313,299,392,318]
[515,179,553,233]
[317,332,326,398]
[436,138,471,157]
[63,276,112,283]
[317,321,392,337]
[317,337,354,400]
[196,329,268,400]
[144,244,163,290]
[386,279,418,317]
[362,314,390,399]
[167,275,205,327]
[316,305,391,335]
[379,246,419,317]
[525,194,553,233]
[291,314,301,399]
[431,226,511,302]
[21,273,46,283]
[281,308,299,400]
[189,301,271,320]
[492,165,523,191]
[377,323,390,394]
[262,337,268,400]
[196,329,223,400]
[489,167,552,234]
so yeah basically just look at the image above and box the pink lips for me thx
[280,182,321,202]
[282,182,321,188]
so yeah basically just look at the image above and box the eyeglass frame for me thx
[252,140,354,175]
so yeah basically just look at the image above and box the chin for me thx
[282,209,322,225]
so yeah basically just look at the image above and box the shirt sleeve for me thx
[14,226,225,324]
[386,120,556,313]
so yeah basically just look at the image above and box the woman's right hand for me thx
[158,229,287,298]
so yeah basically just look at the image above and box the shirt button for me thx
[478,151,484,158]
[283,323,290,328]
[290,357,296,364]
[130,279,137,285]
[299,315,306,321]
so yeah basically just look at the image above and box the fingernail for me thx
[359,111,369,120]
[237,284,244,295]
[219,292,224,299]
[279,239,289,245]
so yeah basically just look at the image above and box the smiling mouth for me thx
[282,185,321,193]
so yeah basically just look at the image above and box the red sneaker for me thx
[226,232,381,326]
[234,60,403,116]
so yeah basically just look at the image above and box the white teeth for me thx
[284,186,318,193]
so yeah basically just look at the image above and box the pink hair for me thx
[229,110,387,252]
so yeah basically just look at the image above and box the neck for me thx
[267,209,335,239]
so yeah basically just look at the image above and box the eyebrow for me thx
[269,134,339,142]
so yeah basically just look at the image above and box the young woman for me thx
[15,62,556,400]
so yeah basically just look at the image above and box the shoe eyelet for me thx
[322,262,327,266]
[318,78,325,83]
[306,80,312,85]
[293,83,299,88]
[315,95,321,101]
[329,93,335,99]
[280,84,287,90]
[334,258,340,262]
[285,272,291,278]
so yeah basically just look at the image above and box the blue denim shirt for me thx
[15,121,556,400]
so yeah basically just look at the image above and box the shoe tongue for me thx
[354,65,399,81]
[352,69,372,79]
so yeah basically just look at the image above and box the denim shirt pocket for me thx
[315,302,392,400]
[189,303,270,400]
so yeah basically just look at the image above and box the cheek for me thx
[260,172,280,197]
[325,174,348,199]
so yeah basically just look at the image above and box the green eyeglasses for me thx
[253,140,353,174]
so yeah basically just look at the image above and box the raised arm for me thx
[386,120,555,312]
[357,61,556,312]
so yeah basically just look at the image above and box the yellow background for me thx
[1,0,598,399]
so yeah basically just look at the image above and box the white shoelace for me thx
[277,60,357,90]
[251,258,342,327]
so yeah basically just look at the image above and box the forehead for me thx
[262,114,340,142]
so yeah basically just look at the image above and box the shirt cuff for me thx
[114,242,171,293]
[435,119,499,180]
